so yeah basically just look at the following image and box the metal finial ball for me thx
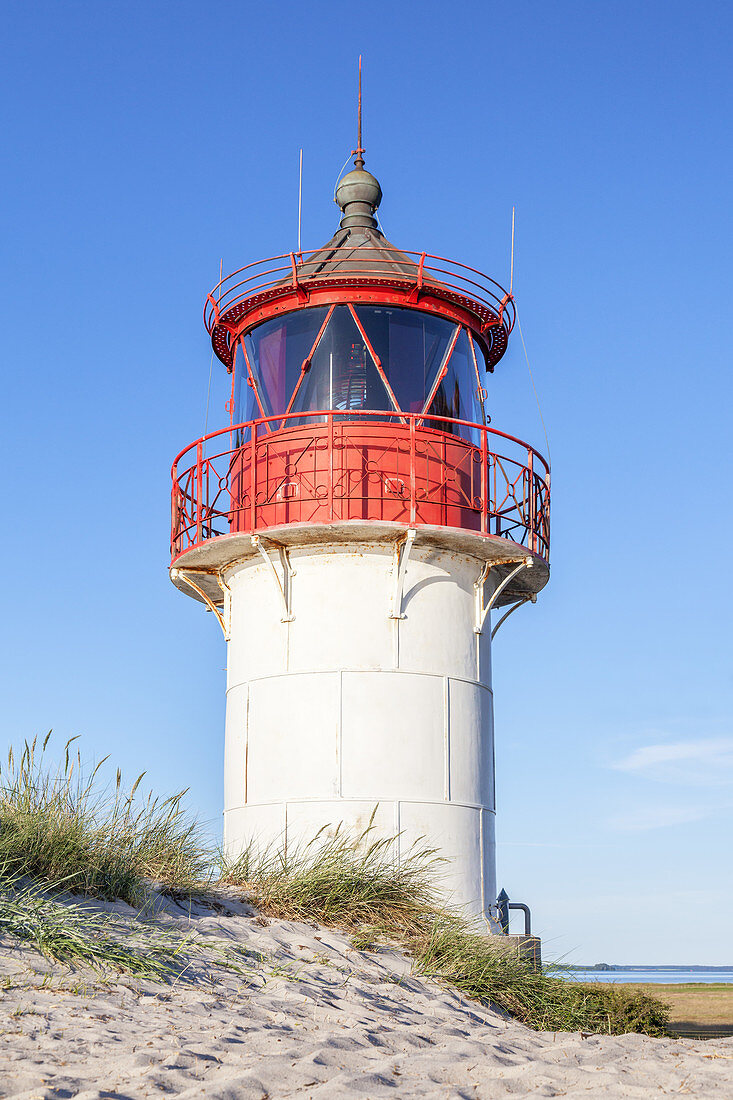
[335,167,382,213]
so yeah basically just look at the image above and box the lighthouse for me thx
[170,141,550,925]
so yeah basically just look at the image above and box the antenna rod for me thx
[510,205,516,296]
[355,55,364,166]
[298,148,303,253]
[203,256,223,449]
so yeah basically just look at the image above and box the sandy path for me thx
[0,896,731,1099]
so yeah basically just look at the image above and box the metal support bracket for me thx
[490,593,536,640]
[171,568,228,638]
[251,535,295,622]
[474,557,533,634]
[215,571,233,641]
[389,528,416,619]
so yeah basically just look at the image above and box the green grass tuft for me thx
[413,916,669,1035]
[223,821,442,937]
[0,869,253,980]
[0,733,212,906]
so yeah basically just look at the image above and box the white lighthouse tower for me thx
[170,141,550,924]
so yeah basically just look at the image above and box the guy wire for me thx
[516,312,551,466]
[333,152,355,203]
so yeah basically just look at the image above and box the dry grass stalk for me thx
[0,733,211,905]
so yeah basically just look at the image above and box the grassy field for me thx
[617,984,733,1039]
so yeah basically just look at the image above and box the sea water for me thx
[560,970,733,984]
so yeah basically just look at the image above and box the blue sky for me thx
[1,0,731,964]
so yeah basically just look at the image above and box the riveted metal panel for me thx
[447,679,495,809]
[340,670,446,802]
[246,673,341,802]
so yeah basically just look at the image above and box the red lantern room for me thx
[171,160,549,586]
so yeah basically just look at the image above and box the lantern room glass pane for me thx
[352,305,455,414]
[240,306,330,420]
[233,342,260,424]
[425,328,484,441]
[291,305,393,416]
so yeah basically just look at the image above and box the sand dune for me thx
[1,894,731,1099]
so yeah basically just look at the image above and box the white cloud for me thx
[613,738,733,785]
[607,805,710,832]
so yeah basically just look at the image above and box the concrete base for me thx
[499,935,542,970]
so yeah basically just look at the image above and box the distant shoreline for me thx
[560,965,733,973]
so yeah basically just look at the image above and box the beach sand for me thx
[1,894,731,1099]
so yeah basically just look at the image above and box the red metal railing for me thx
[170,412,550,565]
[204,247,515,338]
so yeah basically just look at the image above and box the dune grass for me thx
[0,734,212,906]
[0,734,234,978]
[0,872,182,977]
[0,870,255,980]
[0,738,669,1032]
[223,823,670,1037]
[413,917,669,1035]
[223,826,442,938]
